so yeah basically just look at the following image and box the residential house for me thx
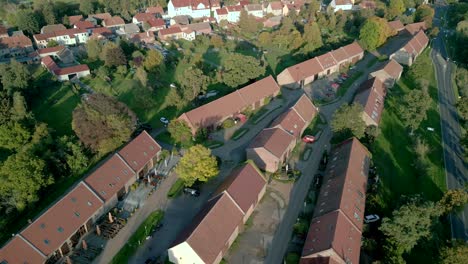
[353,77,386,127]
[0,236,47,264]
[41,24,66,34]
[41,56,91,81]
[369,59,403,88]
[329,0,354,12]
[277,42,364,89]
[389,30,428,66]
[214,8,229,23]
[103,16,126,31]
[182,22,212,35]
[359,0,376,9]
[33,28,89,48]
[405,21,427,35]
[283,1,303,16]
[271,94,317,138]
[146,5,165,16]
[263,16,282,28]
[0,35,34,59]
[301,138,370,264]
[69,15,84,25]
[170,15,191,26]
[117,23,141,37]
[133,13,157,25]
[245,4,264,18]
[387,20,405,33]
[226,5,243,23]
[178,76,281,134]
[74,20,96,30]
[37,45,75,64]
[168,0,194,17]
[158,26,184,41]
[88,13,112,25]
[131,31,156,44]
[168,162,266,264]
[168,0,219,19]
[144,18,166,32]
[0,25,8,38]
[266,2,284,16]
[20,182,104,263]
[182,28,196,41]
[90,27,114,40]
[246,127,296,173]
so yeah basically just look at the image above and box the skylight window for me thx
[71,197,77,203]
[87,201,93,206]
[57,227,64,233]
[40,223,46,229]
[74,212,80,217]
[44,239,50,245]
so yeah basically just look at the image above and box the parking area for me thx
[225,181,293,263]
[305,71,352,102]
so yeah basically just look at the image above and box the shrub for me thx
[222,118,235,129]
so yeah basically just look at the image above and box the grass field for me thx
[167,178,185,198]
[369,48,448,262]
[111,210,164,264]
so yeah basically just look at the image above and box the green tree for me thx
[438,188,468,214]
[238,10,262,36]
[14,9,41,34]
[388,0,406,19]
[302,22,323,54]
[175,145,219,186]
[331,104,366,138]
[380,196,441,255]
[72,93,137,154]
[258,32,272,48]
[210,35,224,49]
[57,136,89,176]
[0,150,53,211]
[398,89,431,134]
[102,42,127,67]
[1,60,31,94]
[222,53,265,88]
[415,4,435,28]
[440,241,468,264]
[86,39,102,61]
[80,0,95,15]
[41,4,57,25]
[359,16,394,50]
[167,119,193,147]
[0,121,31,150]
[46,39,59,48]
[364,125,380,143]
[10,92,29,121]
[143,49,164,72]
[135,67,148,87]
[177,68,210,102]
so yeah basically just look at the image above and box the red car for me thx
[302,135,316,143]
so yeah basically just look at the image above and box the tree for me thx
[47,39,59,48]
[177,68,210,101]
[302,22,323,54]
[1,60,31,94]
[41,4,57,25]
[399,89,431,134]
[102,42,127,67]
[167,119,193,147]
[413,137,430,174]
[331,104,367,138]
[379,196,441,256]
[440,241,468,264]
[438,188,468,214]
[359,16,394,50]
[86,39,102,61]
[429,27,440,38]
[415,5,435,28]
[143,49,164,72]
[135,67,148,87]
[222,53,265,88]
[72,93,137,154]
[210,35,224,49]
[258,32,272,48]
[238,10,262,36]
[388,0,405,19]
[0,150,53,211]
[80,0,95,15]
[0,121,31,150]
[10,92,29,121]
[365,125,380,143]
[57,136,89,176]
[14,9,40,34]
[175,145,219,186]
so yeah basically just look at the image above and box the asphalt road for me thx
[431,4,468,241]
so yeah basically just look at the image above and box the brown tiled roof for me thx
[0,236,46,264]
[179,76,280,131]
[405,21,427,35]
[317,52,337,70]
[134,13,156,23]
[173,193,244,263]
[91,27,113,36]
[359,0,376,10]
[285,58,324,82]
[216,7,228,15]
[41,56,59,72]
[249,127,295,158]
[271,109,306,138]
[334,0,352,5]
[171,15,190,25]
[147,18,165,28]
[37,45,65,55]
[74,20,95,29]
[227,5,243,12]
[300,256,342,264]
[84,155,135,201]
[342,42,364,58]
[69,15,84,25]
[34,32,55,42]
[89,13,112,21]
[292,94,317,124]
[382,59,403,80]
[0,35,32,49]
[402,30,428,56]
[353,78,385,125]
[146,6,164,14]
[186,22,212,33]
[104,16,125,27]
[171,0,191,7]
[245,3,263,11]
[20,182,104,256]
[159,26,183,36]
[41,24,66,34]
[302,211,362,264]
[0,25,8,35]
[212,162,266,213]
[269,1,283,10]
[118,131,161,172]
[313,138,370,231]
[388,20,404,32]
[56,64,90,75]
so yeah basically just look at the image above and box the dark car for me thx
[139,123,153,131]
[183,188,200,197]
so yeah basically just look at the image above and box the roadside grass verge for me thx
[167,178,185,198]
[203,140,224,149]
[111,210,164,264]
[337,71,364,96]
[231,128,249,141]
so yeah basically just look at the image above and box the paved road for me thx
[431,4,468,241]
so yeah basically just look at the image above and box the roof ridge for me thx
[17,234,47,257]
[81,181,105,204]
[115,153,137,175]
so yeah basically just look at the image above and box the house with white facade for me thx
[329,0,354,12]
[245,4,264,18]
[214,8,229,23]
[33,29,89,49]
[168,0,220,19]
[266,2,284,16]
[226,5,243,23]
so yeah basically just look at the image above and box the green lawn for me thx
[167,178,185,198]
[369,48,447,262]
[231,128,249,140]
[111,210,164,264]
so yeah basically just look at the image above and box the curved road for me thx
[431,4,468,241]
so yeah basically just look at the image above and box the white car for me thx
[160,117,169,125]
[364,214,380,223]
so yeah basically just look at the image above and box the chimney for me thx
[82,240,88,250]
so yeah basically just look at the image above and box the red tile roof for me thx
[37,45,65,55]
[402,30,428,56]
[302,211,362,264]
[213,162,266,213]
[317,52,338,69]
[272,94,317,138]
[353,78,385,125]
[249,127,295,158]
[74,20,95,29]
[146,6,164,14]
[104,16,125,27]
[227,5,243,12]
[237,75,280,106]
[173,193,244,263]
[118,131,161,172]
[342,42,364,58]
[0,25,8,35]
[89,13,112,21]
[382,59,403,80]
[245,3,263,11]
[388,20,404,32]
[292,94,317,124]
[69,15,84,25]
[147,18,165,28]
[216,7,228,15]
[134,13,156,23]
[55,64,90,75]
[0,236,46,264]
[84,155,135,201]
[159,26,183,36]
[269,1,283,10]
[41,56,59,72]
[171,0,193,8]
[0,35,32,49]
[313,138,370,231]
[359,0,376,9]
[20,182,104,256]
[91,27,113,36]
[405,21,427,35]
[41,24,66,34]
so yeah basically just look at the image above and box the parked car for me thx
[139,123,153,131]
[302,135,316,143]
[364,214,380,223]
[183,188,200,197]
[160,117,169,126]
